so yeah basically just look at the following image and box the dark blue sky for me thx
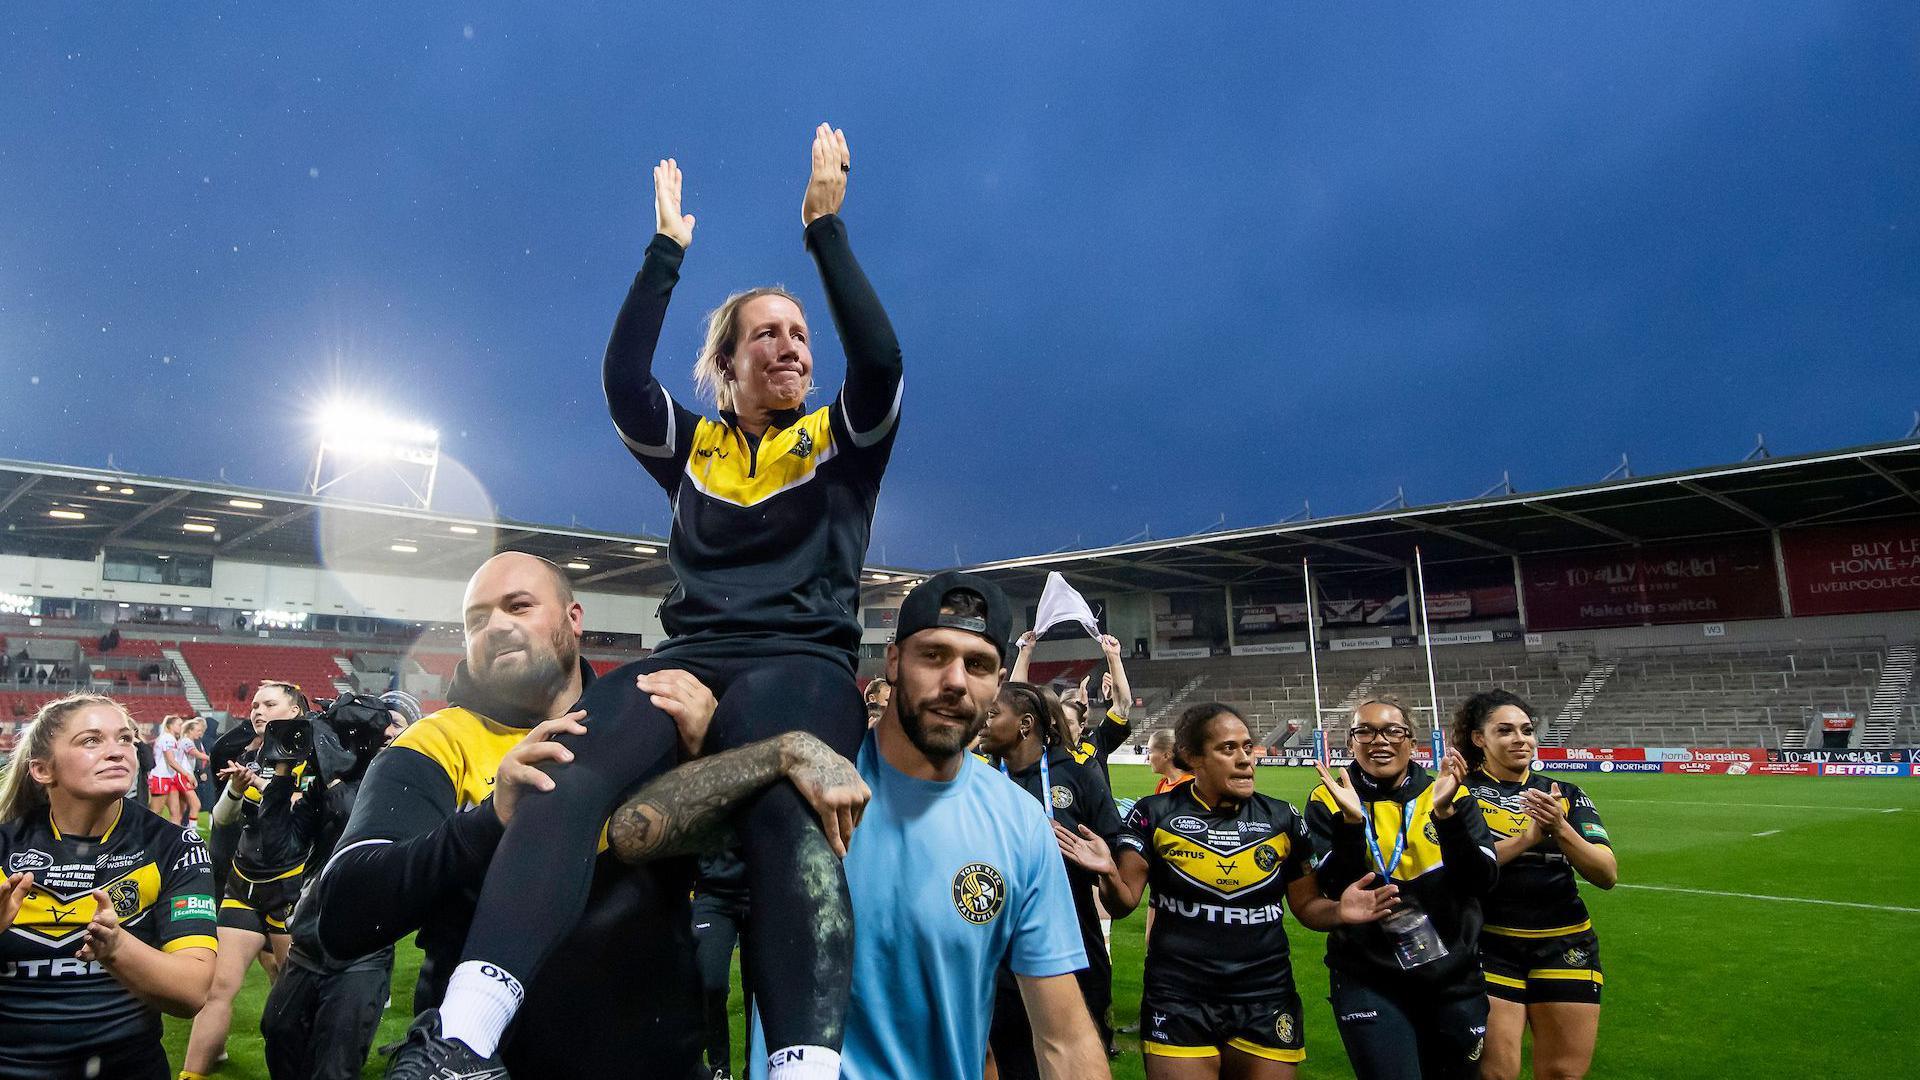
[3,3,1915,567]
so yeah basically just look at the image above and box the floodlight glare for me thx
[48,509,86,520]
[229,498,265,509]
[310,398,444,509]
[449,524,479,535]
[633,545,657,555]
[182,522,216,534]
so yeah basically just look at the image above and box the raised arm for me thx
[1010,631,1038,684]
[604,158,701,480]
[609,732,870,862]
[802,124,903,442]
[1099,635,1133,719]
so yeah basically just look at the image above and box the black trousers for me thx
[693,892,749,1072]
[1329,971,1490,1080]
[260,954,395,1080]
[0,1038,169,1080]
[460,651,865,1055]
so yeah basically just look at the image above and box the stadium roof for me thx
[962,438,1920,597]
[0,458,928,602]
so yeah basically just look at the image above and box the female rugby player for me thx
[403,124,902,1080]
[977,681,1123,1078]
[179,716,210,824]
[1060,702,1398,1079]
[183,679,313,1079]
[1453,690,1617,1080]
[0,695,214,1080]
[1147,728,1192,794]
[1308,697,1501,1080]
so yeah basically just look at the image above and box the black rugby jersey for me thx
[1469,769,1610,936]
[603,215,902,668]
[1119,785,1312,1002]
[233,764,322,884]
[0,803,214,1068]
[999,745,1122,971]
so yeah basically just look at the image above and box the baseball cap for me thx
[894,570,1013,660]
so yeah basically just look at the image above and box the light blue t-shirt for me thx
[754,731,1086,1080]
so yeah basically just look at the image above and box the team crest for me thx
[1564,946,1590,967]
[1254,845,1280,873]
[1423,820,1440,844]
[1050,785,1074,810]
[1275,1012,1297,1045]
[952,862,1007,925]
[106,878,141,919]
[1469,1037,1484,1063]
[789,428,814,459]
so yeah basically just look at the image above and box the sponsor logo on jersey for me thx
[1276,1012,1297,1045]
[952,862,1007,925]
[1050,785,1074,810]
[7,849,51,874]
[1579,822,1609,841]
[171,895,216,922]
[1469,1036,1485,1062]
[106,879,141,919]
[1237,820,1273,834]
[182,828,204,845]
[1169,815,1207,834]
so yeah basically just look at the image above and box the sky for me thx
[1,3,1915,568]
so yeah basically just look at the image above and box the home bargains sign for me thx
[1780,517,1920,616]
[1519,536,1781,631]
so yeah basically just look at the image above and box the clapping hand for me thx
[76,890,124,965]
[1337,872,1401,925]
[1431,747,1469,819]
[0,871,32,934]
[1054,822,1117,877]
[802,123,850,226]
[1521,783,1567,838]
[653,158,695,249]
[1313,756,1365,824]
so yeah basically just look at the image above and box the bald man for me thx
[312,553,865,1080]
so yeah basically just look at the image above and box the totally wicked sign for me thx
[1520,536,1782,631]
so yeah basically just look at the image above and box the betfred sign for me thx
[1821,762,1907,777]
[1520,536,1782,631]
[1781,517,1920,616]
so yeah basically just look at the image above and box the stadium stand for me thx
[175,642,356,708]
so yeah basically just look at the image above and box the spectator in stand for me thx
[1147,729,1192,795]
[1454,691,1616,1080]
[99,626,121,652]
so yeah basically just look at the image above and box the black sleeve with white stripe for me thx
[311,746,505,961]
[604,234,701,493]
[806,214,903,453]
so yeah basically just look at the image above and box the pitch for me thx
[161,768,1920,1078]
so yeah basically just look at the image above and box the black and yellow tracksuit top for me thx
[1306,762,1500,994]
[603,215,903,669]
[0,803,214,1069]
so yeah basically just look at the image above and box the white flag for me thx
[1032,572,1101,639]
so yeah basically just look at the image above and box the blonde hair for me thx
[694,287,807,412]
[0,694,136,823]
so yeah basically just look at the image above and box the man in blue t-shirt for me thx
[765,570,1107,1080]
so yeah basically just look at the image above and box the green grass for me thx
[162,769,1920,1078]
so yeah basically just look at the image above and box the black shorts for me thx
[0,1037,170,1080]
[1139,988,1306,1064]
[1481,927,1603,1005]
[220,868,302,934]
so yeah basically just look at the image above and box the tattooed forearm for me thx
[607,737,789,863]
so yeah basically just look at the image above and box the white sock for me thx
[438,960,525,1059]
[768,1045,842,1080]
[1102,917,1112,956]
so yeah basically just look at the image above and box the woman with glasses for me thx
[1453,690,1616,1080]
[1307,697,1500,1080]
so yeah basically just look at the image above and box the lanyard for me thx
[1001,751,1054,821]
[1359,798,1413,880]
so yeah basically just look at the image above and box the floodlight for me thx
[633,545,657,555]
[450,525,478,535]
[567,561,591,571]
[182,522,216,534]
[48,509,86,520]
[309,398,444,509]
[230,498,265,509]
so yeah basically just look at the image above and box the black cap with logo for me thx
[894,570,1014,661]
